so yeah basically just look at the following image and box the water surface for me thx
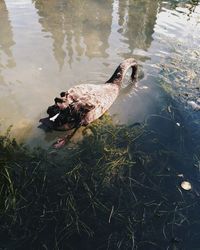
[2,0,199,145]
[0,0,200,249]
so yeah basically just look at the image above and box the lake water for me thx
[0,0,199,147]
[0,0,200,248]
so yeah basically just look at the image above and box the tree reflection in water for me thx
[33,0,160,69]
[0,0,15,84]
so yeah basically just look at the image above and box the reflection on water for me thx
[0,0,15,83]
[118,0,159,55]
[0,0,200,248]
[0,0,161,143]
[34,0,159,68]
[34,0,113,68]
[0,0,199,146]
[0,0,199,145]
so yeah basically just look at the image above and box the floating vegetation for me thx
[0,114,200,249]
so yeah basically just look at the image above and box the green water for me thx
[0,0,200,249]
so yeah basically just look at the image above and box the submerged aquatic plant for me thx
[158,40,200,104]
[0,114,200,249]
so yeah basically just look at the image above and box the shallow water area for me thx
[0,0,199,146]
[0,0,200,249]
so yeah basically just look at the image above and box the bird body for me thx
[66,83,119,125]
[40,58,138,147]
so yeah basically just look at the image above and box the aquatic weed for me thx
[0,115,200,249]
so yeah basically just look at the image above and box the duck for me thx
[40,58,138,147]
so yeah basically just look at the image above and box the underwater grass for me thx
[157,39,200,103]
[0,114,200,249]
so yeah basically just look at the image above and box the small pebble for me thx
[181,181,192,191]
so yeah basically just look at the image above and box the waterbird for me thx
[40,58,138,147]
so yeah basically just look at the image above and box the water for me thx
[0,0,200,248]
[0,0,199,146]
